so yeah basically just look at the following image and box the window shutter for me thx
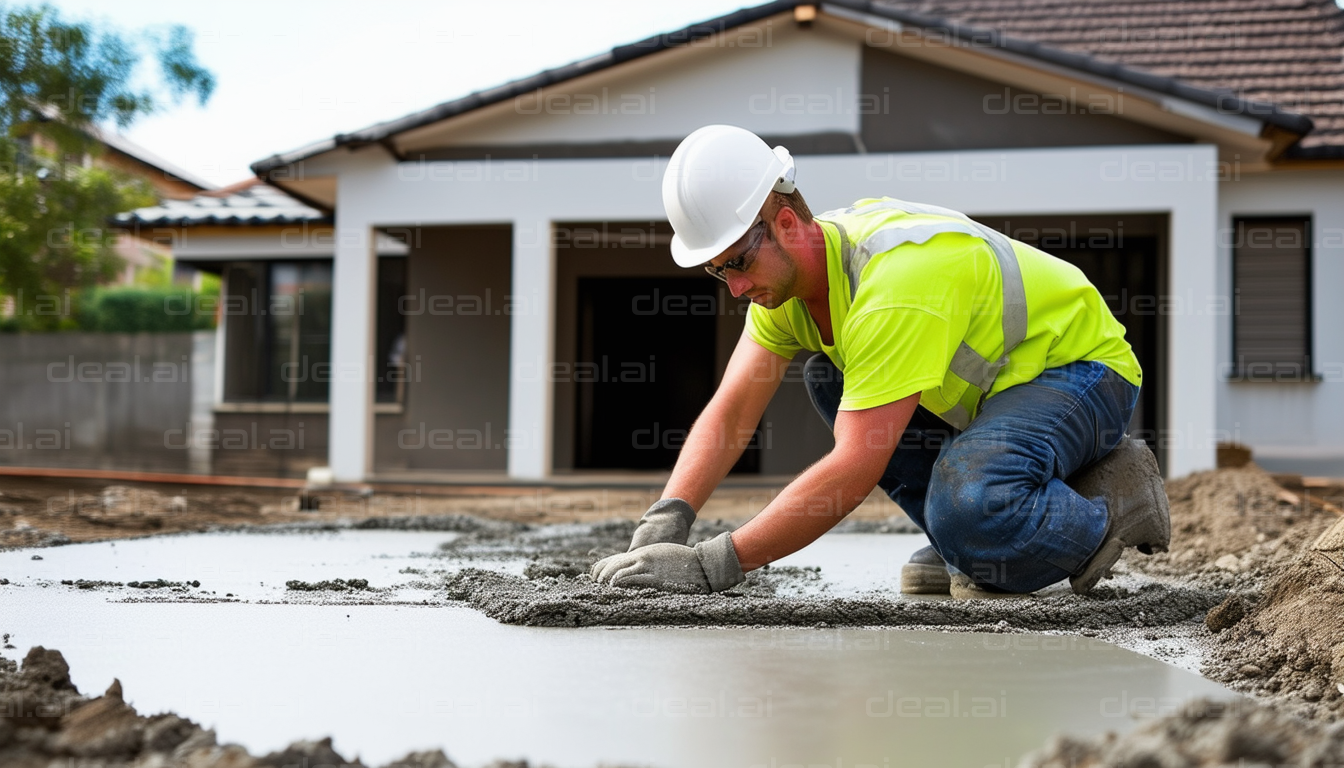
[1233,218,1312,380]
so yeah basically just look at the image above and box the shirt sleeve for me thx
[838,306,954,411]
[745,303,804,359]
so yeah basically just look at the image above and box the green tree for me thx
[0,4,213,329]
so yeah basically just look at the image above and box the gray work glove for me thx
[628,498,697,550]
[590,532,744,594]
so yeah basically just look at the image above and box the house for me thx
[22,127,214,286]
[121,0,1344,483]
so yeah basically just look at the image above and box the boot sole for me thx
[901,563,951,595]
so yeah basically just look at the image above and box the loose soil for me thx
[1124,466,1344,721]
[1015,465,1344,766]
[1019,695,1344,767]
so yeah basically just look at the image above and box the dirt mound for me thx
[1203,515,1344,721]
[1116,465,1344,721]
[1018,696,1344,767]
[1127,465,1340,589]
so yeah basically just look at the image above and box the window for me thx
[221,258,408,404]
[222,261,332,402]
[1232,217,1313,381]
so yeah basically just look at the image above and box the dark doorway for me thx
[983,215,1166,462]
[1049,238,1160,443]
[575,277,756,471]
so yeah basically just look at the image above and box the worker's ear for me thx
[772,204,800,243]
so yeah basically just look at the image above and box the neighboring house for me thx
[23,127,214,286]
[122,0,1344,483]
[118,178,408,477]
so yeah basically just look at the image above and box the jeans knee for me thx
[927,451,990,519]
[926,454,1029,544]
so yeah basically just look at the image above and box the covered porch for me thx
[316,144,1220,482]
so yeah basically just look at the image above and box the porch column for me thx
[507,216,555,480]
[1166,157,1219,478]
[328,219,377,482]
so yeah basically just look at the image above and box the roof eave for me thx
[252,0,1318,177]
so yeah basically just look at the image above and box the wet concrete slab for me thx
[0,530,1237,768]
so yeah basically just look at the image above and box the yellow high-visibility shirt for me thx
[746,198,1141,423]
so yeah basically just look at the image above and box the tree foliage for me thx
[0,4,214,330]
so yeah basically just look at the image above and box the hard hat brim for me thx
[669,219,753,268]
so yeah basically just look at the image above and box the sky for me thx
[42,0,751,188]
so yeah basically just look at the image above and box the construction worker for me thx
[589,125,1170,598]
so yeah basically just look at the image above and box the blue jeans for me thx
[804,355,1139,593]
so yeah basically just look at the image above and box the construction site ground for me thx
[1,466,1343,767]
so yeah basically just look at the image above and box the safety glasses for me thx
[704,219,770,282]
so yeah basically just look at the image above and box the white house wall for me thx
[323,144,1220,481]
[1217,170,1344,475]
[396,21,861,150]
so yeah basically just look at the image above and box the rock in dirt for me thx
[1204,593,1247,633]
[1121,465,1344,722]
[1018,696,1344,768]
[0,646,85,728]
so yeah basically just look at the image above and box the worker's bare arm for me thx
[661,334,792,510]
[730,392,920,570]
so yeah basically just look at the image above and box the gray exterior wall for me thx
[860,47,1190,152]
[373,226,513,472]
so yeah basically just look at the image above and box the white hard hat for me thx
[662,125,797,268]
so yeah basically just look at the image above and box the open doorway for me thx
[574,276,749,470]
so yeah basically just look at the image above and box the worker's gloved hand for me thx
[628,498,697,550]
[590,532,744,594]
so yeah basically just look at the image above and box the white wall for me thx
[324,143,1221,480]
[1217,169,1344,475]
[397,21,861,150]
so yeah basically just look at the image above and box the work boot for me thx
[900,545,951,594]
[1067,437,1171,595]
[949,573,1033,600]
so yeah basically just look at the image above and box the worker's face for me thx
[704,214,799,309]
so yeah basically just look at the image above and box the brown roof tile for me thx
[876,0,1344,153]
